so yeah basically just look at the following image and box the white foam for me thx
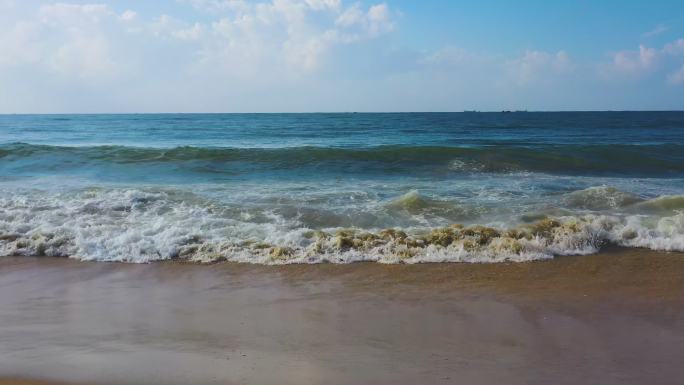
[1,187,684,264]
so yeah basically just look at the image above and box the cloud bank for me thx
[0,1,682,112]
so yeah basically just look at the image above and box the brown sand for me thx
[0,380,71,385]
[1,247,683,385]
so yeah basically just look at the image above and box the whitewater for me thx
[1,112,683,264]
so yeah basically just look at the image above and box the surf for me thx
[2,143,684,178]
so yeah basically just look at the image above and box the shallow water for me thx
[1,112,684,263]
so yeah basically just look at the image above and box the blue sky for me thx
[1,0,683,112]
[395,1,684,55]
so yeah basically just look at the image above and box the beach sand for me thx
[1,247,683,385]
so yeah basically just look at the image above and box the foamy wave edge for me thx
[2,214,683,264]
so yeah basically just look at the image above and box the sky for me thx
[1,0,684,112]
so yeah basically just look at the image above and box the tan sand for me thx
[0,380,71,385]
[1,247,683,385]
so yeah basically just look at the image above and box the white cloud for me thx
[335,3,392,31]
[179,0,250,13]
[305,0,341,11]
[335,4,363,27]
[608,39,684,73]
[0,0,16,9]
[0,22,41,68]
[175,23,205,41]
[120,10,137,22]
[48,35,116,79]
[602,39,684,85]
[0,2,680,112]
[668,64,684,85]
[0,3,123,80]
[663,39,684,55]
[39,3,113,25]
[367,3,393,35]
[642,24,668,38]
[191,0,395,70]
[331,2,393,44]
[415,46,577,95]
[610,44,658,74]
[0,1,399,112]
[0,0,396,79]
[506,50,574,84]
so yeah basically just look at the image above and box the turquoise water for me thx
[1,112,684,263]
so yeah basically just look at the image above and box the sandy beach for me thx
[0,248,683,385]
[3,0,684,382]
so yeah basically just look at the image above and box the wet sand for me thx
[1,248,683,385]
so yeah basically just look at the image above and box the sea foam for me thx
[1,187,683,264]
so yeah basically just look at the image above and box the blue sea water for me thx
[1,112,683,263]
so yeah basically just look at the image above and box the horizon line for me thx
[1,110,684,115]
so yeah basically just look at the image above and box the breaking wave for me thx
[563,186,644,210]
[1,187,683,264]
[2,143,684,177]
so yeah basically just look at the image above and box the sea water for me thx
[1,112,683,263]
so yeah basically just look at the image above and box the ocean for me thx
[1,112,683,263]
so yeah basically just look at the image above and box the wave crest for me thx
[564,186,644,210]
[1,187,683,264]
[2,143,684,176]
[634,195,684,213]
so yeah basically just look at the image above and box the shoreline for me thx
[1,247,683,385]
